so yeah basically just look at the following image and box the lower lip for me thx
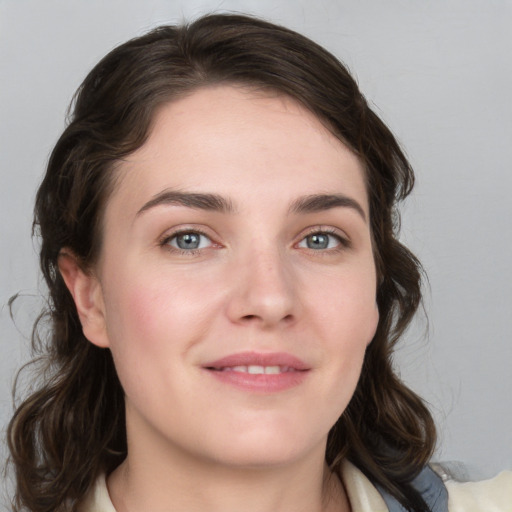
[204,369,309,392]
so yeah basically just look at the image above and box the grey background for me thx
[1,0,511,498]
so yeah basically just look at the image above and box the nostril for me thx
[240,313,295,324]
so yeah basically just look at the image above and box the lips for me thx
[202,351,310,392]
[203,351,310,371]
[213,365,296,374]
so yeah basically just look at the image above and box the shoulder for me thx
[78,464,512,512]
[445,471,512,512]
[78,474,117,512]
[341,459,512,512]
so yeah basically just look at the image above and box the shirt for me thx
[80,460,512,511]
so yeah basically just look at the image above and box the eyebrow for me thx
[288,194,367,222]
[136,190,236,216]
[136,190,366,222]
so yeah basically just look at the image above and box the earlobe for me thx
[58,250,110,348]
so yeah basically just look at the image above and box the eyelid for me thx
[158,225,221,254]
[169,232,212,250]
[295,226,351,250]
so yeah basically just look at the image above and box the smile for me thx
[209,365,300,374]
[203,352,310,392]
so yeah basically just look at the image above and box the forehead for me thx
[108,85,368,216]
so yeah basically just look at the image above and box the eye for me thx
[164,231,213,251]
[297,231,346,250]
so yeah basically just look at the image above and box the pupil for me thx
[178,233,200,249]
[308,234,328,249]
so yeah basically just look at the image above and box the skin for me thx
[60,85,379,512]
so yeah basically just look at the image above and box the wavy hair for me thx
[7,13,435,512]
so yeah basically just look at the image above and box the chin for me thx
[203,424,325,469]
[212,447,307,469]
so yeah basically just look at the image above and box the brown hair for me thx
[7,13,435,512]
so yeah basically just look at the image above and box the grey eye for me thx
[169,232,211,250]
[298,232,341,250]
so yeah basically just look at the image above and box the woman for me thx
[7,13,511,512]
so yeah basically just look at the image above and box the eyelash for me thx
[159,228,215,256]
[297,227,351,253]
[158,226,351,256]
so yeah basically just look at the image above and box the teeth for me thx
[217,365,291,374]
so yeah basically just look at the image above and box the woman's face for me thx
[79,85,379,469]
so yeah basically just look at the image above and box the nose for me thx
[226,245,298,328]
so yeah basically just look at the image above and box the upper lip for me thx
[203,351,310,371]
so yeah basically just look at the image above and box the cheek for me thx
[101,268,224,364]
[310,266,379,395]
[313,267,379,341]
[100,277,205,404]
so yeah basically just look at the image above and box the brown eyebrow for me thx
[136,190,366,222]
[136,190,236,216]
[288,194,367,222]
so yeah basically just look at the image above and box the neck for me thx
[107,429,349,512]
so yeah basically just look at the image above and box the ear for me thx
[58,250,110,348]
[366,301,380,347]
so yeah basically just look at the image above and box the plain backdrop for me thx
[1,0,511,500]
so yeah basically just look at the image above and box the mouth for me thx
[202,352,310,392]
[207,365,301,374]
